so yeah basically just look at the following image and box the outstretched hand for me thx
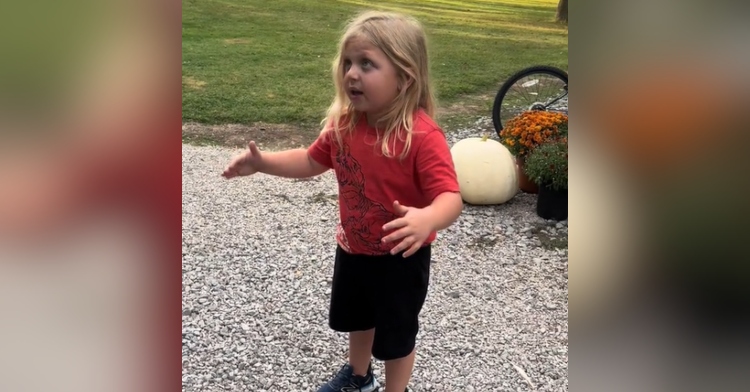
[381,200,434,257]
[221,141,264,179]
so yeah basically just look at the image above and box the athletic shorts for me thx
[328,244,431,361]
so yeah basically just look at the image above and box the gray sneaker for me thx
[316,363,380,392]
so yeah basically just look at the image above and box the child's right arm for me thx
[221,140,329,179]
[259,148,329,178]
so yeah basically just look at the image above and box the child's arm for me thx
[259,149,329,178]
[422,191,464,230]
[381,191,463,257]
[222,141,328,179]
[382,128,463,257]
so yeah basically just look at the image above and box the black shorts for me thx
[328,244,431,361]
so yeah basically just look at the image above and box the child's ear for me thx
[399,76,414,92]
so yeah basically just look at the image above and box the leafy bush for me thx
[523,137,568,191]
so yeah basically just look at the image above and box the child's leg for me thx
[371,245,431,392]
[349,329,375,376]
[383,348,416,392]
[323,246,378,389]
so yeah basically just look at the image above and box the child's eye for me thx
[343,59,352,71]
[361,59,373,69]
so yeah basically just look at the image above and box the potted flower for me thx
[523,137,568,221]
[499,111,568,193]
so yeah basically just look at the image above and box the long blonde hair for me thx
[321,10,436,159]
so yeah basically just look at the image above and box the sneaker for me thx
[316,363,380,392]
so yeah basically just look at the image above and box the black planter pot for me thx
[536,183,568,221]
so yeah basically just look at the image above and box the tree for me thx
[556,0,568,23]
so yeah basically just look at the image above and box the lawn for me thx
[182,0,567,132]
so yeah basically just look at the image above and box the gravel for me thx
[182,117,568,391]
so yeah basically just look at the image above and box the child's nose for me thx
[345,66,360,81]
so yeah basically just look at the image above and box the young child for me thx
[222,10,463,392]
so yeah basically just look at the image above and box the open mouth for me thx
[349,88,363,98]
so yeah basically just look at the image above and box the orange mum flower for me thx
[499,110,568,157]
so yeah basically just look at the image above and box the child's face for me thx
[342,37,400,124]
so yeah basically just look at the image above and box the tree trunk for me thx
[556,0,568,23]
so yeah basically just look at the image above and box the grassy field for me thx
[182,0,567,146]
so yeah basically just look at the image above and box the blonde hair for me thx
[321,10,436,159]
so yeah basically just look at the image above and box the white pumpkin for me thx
[450,135,519,205]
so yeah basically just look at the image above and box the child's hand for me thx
[381,200,434,257]
[221,141,264,179]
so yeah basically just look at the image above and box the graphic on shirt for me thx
[334,143,397,254]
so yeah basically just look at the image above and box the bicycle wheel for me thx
[492,65,568,136]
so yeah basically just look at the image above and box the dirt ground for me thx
[181,95,494,151]
[182,122,322,151]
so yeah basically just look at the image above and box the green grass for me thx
[182,0,567,127]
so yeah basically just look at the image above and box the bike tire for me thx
[492,65,568,137]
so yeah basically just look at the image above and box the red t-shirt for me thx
[307,109,460,255]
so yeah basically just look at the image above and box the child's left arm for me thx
[382,128,463,257]
[381,192,463,257]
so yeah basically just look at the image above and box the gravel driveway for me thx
[182,122,568,391]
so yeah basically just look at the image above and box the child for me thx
[222,10,463,392]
